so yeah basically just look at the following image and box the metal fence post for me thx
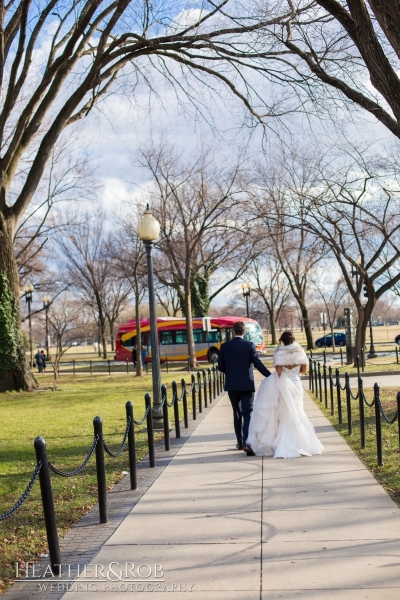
[181,378,189,428]
[212,366,216,399]
[34,437,61,575]
[396,346,399,364]
[336,369,342,424]
[93,417,107,523]
[126,358,129,374]
[125,402,137,490]
[161,384,170,452]
[216,368,220,396]
[397,392,400,450]
[329,366,334,415]
[208,368,212,404]
[361,348,365,372]
[187,355,190,373]
[197,371,203,413]
[318,362,322,402]
[345,372,352,435]
[172,381,181,439]
[90,359,92,375]
[166,357,169,373]
[191,374,197,420]
[358,377,365,449]
[107,359,111,375]
[340,348,343,366]
[323,362,328,408]
[314,360,319,399]
[374,383,383,467]
[203,370,208,408]
[73,359,76,376]
[145,394,155,468]
[309,357,313,392]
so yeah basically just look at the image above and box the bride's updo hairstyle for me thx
[279,331,295,346]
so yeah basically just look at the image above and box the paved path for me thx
[49,378,400,600]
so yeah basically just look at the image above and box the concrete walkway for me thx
[51,376,400,599]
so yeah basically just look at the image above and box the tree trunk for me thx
[354,304,369,360]
[269,309,277,345]
[135,291,143,377]
[0,215,36,391]
[184,280,197,369]
[99,317,107,359]
[109,320,115,352]
[300,304,314,350]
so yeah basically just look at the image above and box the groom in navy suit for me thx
[218,321,271,455]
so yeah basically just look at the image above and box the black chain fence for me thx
[308,355,400,467]
[0,365,225,575]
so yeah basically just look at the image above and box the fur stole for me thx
[273,341,307,367]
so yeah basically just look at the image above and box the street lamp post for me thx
[241,283,251,318]
[24,284,34,368]
[138,205,163,430]
[42,296,51,360]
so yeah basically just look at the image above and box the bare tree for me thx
[311,272,348,351]
[57,212,110,359]
[141,144,255,368]
[103,275,131,353]
[273,1,400,140]
[47,297,82,380]
[112,215,147,376]
[0,0,315,391]
[287,151,400,357]
[249,159,325,349]
[248,253,291,345]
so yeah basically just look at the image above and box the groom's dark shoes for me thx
[236,442,244,450]
[243,444,255,456]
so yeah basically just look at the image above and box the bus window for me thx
[161,331,174,345]
[193,329,203,343]
[175,330,187,344]
[221,329,226,342]
[207,330,219,343]
[244,322,263,345]
[220,328,232,342]
[121,333,146,348]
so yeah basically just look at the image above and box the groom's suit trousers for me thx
[227,390,255,445]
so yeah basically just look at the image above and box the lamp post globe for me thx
[241,282,251,319]
[138,205,163,429]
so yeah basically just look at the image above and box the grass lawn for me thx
[310,386,400,508]
[0,372,195,593]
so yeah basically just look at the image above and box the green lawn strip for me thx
[311,386,400,508]
[0,372,195,593]
[332,361,400,373]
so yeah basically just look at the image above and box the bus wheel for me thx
[209,348,219,363]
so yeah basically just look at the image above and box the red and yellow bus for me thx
[115,316,265,363]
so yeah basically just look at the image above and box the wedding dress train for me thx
[246,365,324,458]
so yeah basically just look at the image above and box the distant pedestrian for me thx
[141,345,147,368]
[34,350,45,373]
[132,346,137,366]
[41,350,46,371]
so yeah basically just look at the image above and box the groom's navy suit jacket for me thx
[218,336,271,392]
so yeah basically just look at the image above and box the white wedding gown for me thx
[246,366,324,458]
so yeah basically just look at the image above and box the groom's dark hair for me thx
[233,321,246,335]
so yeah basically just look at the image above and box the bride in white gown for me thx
[246,331,324,458]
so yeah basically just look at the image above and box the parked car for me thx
[315,332,346,348]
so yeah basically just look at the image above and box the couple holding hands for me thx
[218,321,323,458]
